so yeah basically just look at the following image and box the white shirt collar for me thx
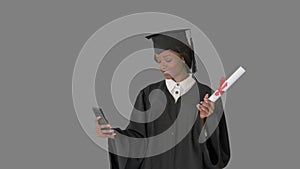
[165,73,196,102]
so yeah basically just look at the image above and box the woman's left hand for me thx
[196,94,215,119]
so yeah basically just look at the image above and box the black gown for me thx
[108,78,231,169]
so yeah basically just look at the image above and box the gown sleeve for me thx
[108,89,149,169]
[200,98,231,169]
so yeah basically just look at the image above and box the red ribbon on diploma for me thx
[215,77,227,96]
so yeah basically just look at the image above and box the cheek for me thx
[169,59,179,66]
[165,62,181,75]
[171,61,183,70]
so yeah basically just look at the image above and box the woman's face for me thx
[155,50,188,79]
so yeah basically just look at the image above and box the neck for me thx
[172,72,190,82]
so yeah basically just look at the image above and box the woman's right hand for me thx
[95,116,116,139]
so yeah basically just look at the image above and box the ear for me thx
[180,56,185,63]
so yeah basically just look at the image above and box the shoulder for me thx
[139,79,165,94]
[195,79,214,95]
[134,80,165,106]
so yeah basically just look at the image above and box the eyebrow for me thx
[155,53,171,59]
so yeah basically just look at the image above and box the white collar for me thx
[165,73,196,101]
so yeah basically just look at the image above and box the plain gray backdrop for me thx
[1,0,299,168]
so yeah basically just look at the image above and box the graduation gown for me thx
[108,78,231,169]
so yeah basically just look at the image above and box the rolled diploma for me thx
[209,66,246,102]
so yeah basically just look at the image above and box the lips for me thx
[162,71,172,79]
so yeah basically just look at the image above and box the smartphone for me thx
[92,107,111,131]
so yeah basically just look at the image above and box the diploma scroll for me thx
[209,66,246,102]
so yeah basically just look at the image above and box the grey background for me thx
[1,0,299,169]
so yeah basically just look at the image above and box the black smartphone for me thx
[92,107,111,131]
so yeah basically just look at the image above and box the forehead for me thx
[155,50,180,59]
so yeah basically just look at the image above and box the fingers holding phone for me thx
[95,116,116,139]
[93,107,116,139]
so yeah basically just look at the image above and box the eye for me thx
[155,59,161,63]
[165,57,172,62]
[166,59,172,62]
[154,57,161,63]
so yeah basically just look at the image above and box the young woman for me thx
[96,29,231,169]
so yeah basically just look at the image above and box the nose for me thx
[159,62,167,71]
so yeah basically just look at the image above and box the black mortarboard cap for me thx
[145,29,197,73]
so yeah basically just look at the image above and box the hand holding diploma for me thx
[196,66,246,120]
[209,66,246,102]
[197,94,215,119]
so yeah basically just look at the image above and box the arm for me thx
[107,89,149,169]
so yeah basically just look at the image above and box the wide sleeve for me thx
[108,89,149,169]
[200,98,231,169]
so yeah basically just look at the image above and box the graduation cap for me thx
[145,29,197,73]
